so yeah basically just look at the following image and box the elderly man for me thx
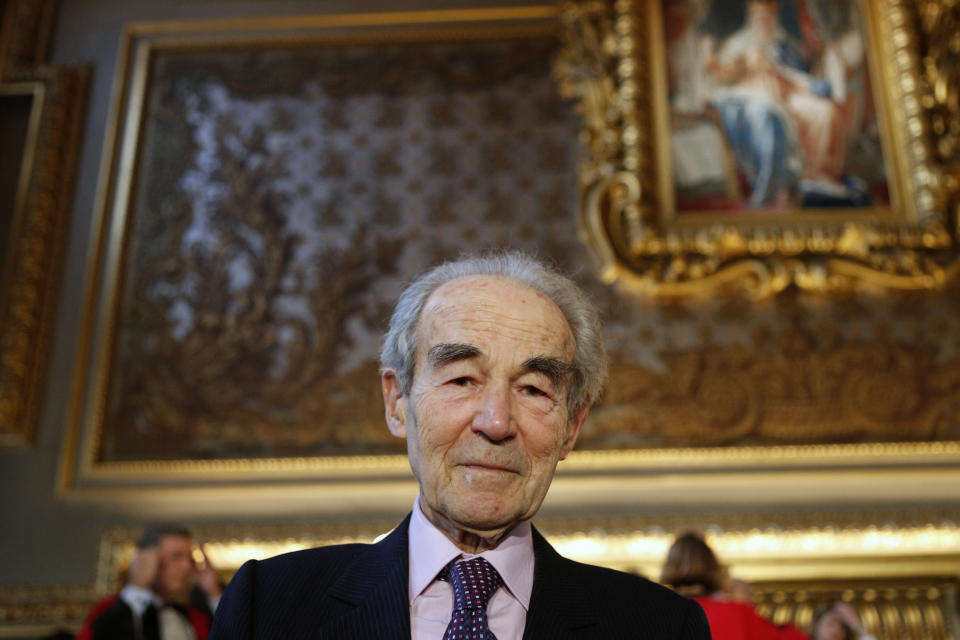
[210,253,709,639]
[79,524,221,640]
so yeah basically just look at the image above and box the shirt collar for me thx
[120,584,164,615]
[407,495,534,610]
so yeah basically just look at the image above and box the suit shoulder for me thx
[534,554,709,637]
[254,542,371,578]
[220,541,375,614]
[560,556,699,608]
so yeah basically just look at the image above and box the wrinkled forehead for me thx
[414,275,574,360]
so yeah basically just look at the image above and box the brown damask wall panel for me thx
[99,35,586,461]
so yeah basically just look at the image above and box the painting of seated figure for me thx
[664,0,888,213]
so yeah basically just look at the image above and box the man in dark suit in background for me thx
[210,252,710,639]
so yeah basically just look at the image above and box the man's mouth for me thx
[460,462,516,473]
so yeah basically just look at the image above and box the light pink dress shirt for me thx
[408,497,534,640]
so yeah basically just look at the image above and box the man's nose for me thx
[472,382,515,442]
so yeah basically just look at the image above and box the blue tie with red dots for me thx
[439,557,503,640]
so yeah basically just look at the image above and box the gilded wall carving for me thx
[753,580,959,640]
[556,0,960,296]
[585,323,960,447]
[918,0,960,165]
[0,0,89,446]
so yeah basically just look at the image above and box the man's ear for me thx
[559,404,590,460]
[381,369,408,439]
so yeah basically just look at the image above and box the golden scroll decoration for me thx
[555,0,960,297]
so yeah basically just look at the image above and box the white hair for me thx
[380,251,607,415]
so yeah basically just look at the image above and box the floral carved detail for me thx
[917,0,960,164]
[582,328,960,448]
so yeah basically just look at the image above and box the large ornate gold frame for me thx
[555,0,960,297]
[60,7,960,511]
[60,7,564,494]
[0,0,89,446]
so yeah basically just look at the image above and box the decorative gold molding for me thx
[0,584,97,638]
[0,0,55,76]
[584,328,960,448]
[0,0,90,446]
[57,440,960,482]
[918,0,960,165]
[752,579,959,640]
[125,6,562,37]
[555,0,960,297]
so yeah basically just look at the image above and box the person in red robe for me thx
[661,532,809,640]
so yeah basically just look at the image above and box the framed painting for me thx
[664,0,887,214]
[60,6,588,494]
[556,0,960,297]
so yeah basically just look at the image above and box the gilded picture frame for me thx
[60,7,960,510]
[61,6,579,494]
[0,0,89,447]
[556,0,960,297]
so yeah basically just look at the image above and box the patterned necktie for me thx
[438,557,503,640]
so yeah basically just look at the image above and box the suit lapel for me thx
[314,514,412,640]
[523,526,599,639]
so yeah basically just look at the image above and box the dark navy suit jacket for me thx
[210,514,710,639]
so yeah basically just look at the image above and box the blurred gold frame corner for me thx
[0,0,89,446]
[555,0,960,298]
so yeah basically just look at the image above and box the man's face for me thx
[153,535,197,600]
[383,276,588,539]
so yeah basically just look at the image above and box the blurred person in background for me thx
[78,524,221,640]
[662,531,809,640]
[809,601,875,640]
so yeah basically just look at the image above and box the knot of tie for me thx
[438,557,503,640]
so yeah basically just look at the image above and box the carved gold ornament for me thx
[581,326,960,448]
[0,0,89,446]
[555,0,960,297]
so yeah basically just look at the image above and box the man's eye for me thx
[522,385,547,397]
[450,377,471,386]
